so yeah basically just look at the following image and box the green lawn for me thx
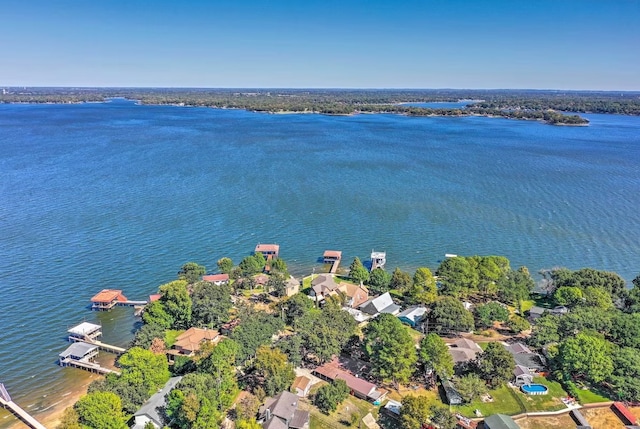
[453,385,523,417]
[575,387,611,404]
[404,325,423,344]
[520,300,535,313]
[515,376,568,412]
[164,329,184,347]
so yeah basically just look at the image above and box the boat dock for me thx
[0,382,48,429]
[58,356,121,375]
[323,250,342,274]
[58,342,121,375]
[67,322,126,354]
[370,250,386,271]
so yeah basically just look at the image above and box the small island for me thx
[47,247,640,429]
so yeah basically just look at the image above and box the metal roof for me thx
[59,342,98,359]
[68,322,101,336]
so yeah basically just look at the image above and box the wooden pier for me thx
[0,382,48,429]
[323,250,342,274]
[69,337,126,355]
[67,322,126,354]
[58,357,120,375]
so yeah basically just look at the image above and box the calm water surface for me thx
[0,100,639,425]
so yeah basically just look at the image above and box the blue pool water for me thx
[521,384,549,394]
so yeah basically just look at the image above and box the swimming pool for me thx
[521,384,549,395]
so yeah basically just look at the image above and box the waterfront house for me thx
[284,276,300,297]
[527,306,546,321]
[359,292,400,316]
[483,414,521,429]
[291,376,311,397]
[397,306,429,328]
[310,274,340,298]
[506,343,545,372]
[309,275,369,307]
[149,293,162,303]
[90,289,128,311]
[170,327,221,356]
[448,338,483,364]
[131,376,183,429]
[255,243,280,260]
[313,357,387,402]
[259,390,309,429]
[202,273,230,285]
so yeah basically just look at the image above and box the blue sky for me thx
[1,0,638,89]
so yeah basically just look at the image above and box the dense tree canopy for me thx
[430,297,474,333]
[407,267,437,305]
[178,262,206,284]
[191,281,233,328]
[252,346,295,397]
[313,379,350,414]
[419,333,454,378]
[364,314,418,385]
[368,267,391,294]
[230,309,284,363]
[400,395,432,429]
[349,257,370,284]
[75,391,128,429]
[455,373,486,403]
[558,332,613,384]
[159,280,192,329]
[297,301,357,363]
[216,257,234,274]
[476,342,515,388]
[390,268,412,291]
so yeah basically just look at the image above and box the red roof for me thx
[90,289,128,303]
[613,402,637,425]
[149,293,162,302]
[314,358,377,399]
[202,274,230,282]
[323,250,342,259]
[255,244,279,253]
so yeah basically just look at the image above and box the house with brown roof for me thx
[91,289,128,311]
[202,273,230,285]
[170,327,221,357]
[309,275,369,308]
[291,376,311,397]
[259,390,309,429]
[314,358,387,402]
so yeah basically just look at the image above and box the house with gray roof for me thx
[506,342,545,372]
[397,306,428,328]
[513,365,533,387]
[259,390,309,429]
[448,338,482,364]
[484,414,521,429]
[359,292,401,316]
[132,376,183,429]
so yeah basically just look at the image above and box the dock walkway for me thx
[69,337,126,354]
[59,357,120,375]
[0,383,48,429]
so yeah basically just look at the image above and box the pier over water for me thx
[0,382,47,429]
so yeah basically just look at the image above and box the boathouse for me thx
[59,342,99,366]
[68,322,102,342]
[323,250,342,263]
[255,243,279,260]
[370,250,386,271]
[90,289,128,311]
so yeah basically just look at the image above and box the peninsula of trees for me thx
[56,250,640,429]
[5,88,640,125]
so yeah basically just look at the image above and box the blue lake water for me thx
[0,99,639,425]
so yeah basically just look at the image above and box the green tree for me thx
[349,257,370,284]
[253,346,295,397]
[159,279,192,329]
[554,286,583,307]
[276,334,304,367]
[429,405,458,429]
[178,262,206,284]
[199,339,239,408]
[436,256,478,297]
[612,347,640,402]
[57,407,81,429]
[551,267,627,302]
[191,281,233,328]
[476,342,515,388]
[506,315,530,334]
[583,286,614,310]
[270,257,288,275]
[239,255,263,277]
[430,297,474,333]
[528,314,560,348]
[297,301,357,363]
[364,314,417,386]
[558,332,613,383]
[419,333,454,378]
[266,272,287,297]
[455,374,486,403]
[217,257,234,274]
[314,379,350,414]
[75,391,127,429]
[118,346,171,396]
[497,266,534,305]
[236,419,262,429]
[610,312,640,348]
[131,322,166,349]
[400,395,432,429]
[281,293,314,327]
[557,307,612,339]
[407,267,437,305]
[235,393,260,422]
[474,302,509,328]
[142,300,173,329]
[230,309,284,363]
[368,268,391,294]
[390,267,412,291]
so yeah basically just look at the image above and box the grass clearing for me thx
[453,385,523,417]
[164,329,184,347]
[576,387,611,404]
[516,377,568,412]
